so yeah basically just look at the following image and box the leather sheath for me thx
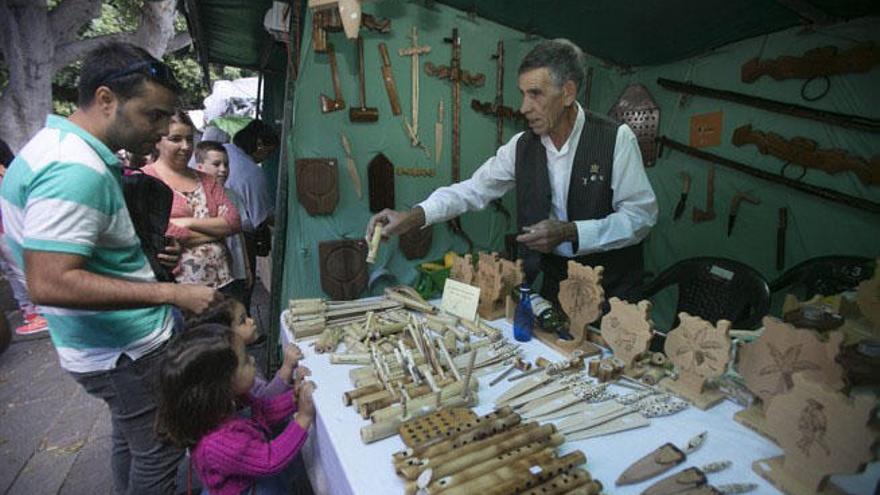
[617,442,686,486]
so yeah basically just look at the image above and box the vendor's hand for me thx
[515,219,577,254]
[157,237,181,269]
[365,207,426,241]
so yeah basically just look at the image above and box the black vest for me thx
[514,109,644,300]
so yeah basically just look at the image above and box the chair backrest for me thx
[638,257,770,331]
[769,255,874,299]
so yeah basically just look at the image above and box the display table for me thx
[281,310,878,495]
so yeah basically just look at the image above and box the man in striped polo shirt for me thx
[0,43,218,493]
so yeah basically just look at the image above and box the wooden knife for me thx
[378,43,401,116]
[435,99,444,165]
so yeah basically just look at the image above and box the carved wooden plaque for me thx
[600,297,655,367]
[559,261,605,332]
[689,110,723,148]
[754,375,876,494]
[449,253,475,286]
[662,313,731,409]
[318,239,368,300]
[399,225,433,260]
[368,153,395,213]
[295,158,339,215]
[739,317,845,414]
[476,252,523,320]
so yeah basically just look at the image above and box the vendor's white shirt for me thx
[418,103,658,257]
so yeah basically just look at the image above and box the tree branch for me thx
[49,0,102,47]
[165,31,192,55]
[53,32,134,70]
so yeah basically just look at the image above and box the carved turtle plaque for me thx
[318,239,368,300]
[296,158,339,215]
[399,225,433,260]
[754,375,876,494]
[600,297,655,367]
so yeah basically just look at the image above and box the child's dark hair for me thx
[156,324,239,447]
[232,119,279,155]
[195,140,228,165]
[182,293,238,329]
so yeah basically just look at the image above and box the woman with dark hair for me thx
[156,324,315,495]
[143,111,241,290]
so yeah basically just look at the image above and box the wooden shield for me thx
[368,153,395,213]
[399,225,433,260]
[296,158,339,215]
[318,239,368,300]
[608,84,660,166]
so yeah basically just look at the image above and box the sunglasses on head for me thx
[98,60,181,91]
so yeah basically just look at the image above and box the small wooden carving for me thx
[399,225,433,260]
[856,258,880,329]
[600,298,655,369]
[753,375,877,495]
[318,239,368,300]
[661,313,731,410]
[536,261,603,358]
[449,253,475,286]
[368,153,395,213]
[732,124,880,186]
[736,316,845,440]
[295,158,339,215]
[476,252,523,320]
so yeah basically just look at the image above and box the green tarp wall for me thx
[279,3,880,330]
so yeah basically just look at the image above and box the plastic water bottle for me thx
[513,284,534,342]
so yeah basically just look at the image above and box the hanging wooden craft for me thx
[399,225,433,260]
[752,375,876,495]
[476,252,523,320]
[690,111,723,148]
[736,316,845,441]
[855,258,880,330]
[449,253,475,286]
[368,153,395,213]
[295,158,338,215]
[617,431,707,486]
[318,239,368,300]
[608,83,661,166]
[661,313,731,410]
[535,261,604,358]
[600,297,655,370]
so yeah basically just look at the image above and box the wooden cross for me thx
[398,26,431,150]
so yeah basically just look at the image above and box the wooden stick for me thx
[385,287,437,314]
[360,395,473,444]
[370,380,478,424]
[343,383,383,406]
[330,353,372,365]
[461,349,477,399]
[366,224,382,263]
[438,451,587,495]
[436,336,462,382]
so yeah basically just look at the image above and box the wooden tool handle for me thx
[328,43,343,100]
[357,37,366,106]
[379,42,392,67]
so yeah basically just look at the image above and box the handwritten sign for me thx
[440,278,481,322]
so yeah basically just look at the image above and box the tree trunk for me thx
[0,0,189,152]
[0,0,55,151]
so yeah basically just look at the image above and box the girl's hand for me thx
[283,344,304,369]
[295,381,316,429]
[293,366,311,390]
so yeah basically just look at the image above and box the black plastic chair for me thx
[636,257,771,339]
[769,255,874,299]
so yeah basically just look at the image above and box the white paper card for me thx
[440,278,481,322]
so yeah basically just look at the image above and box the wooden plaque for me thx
[600,297,655,368]
[539,261,604,358]
[449,253,475,286]
[295,158,339,215]
[399,225,433,260]
[661,312,731,409]
[318,239,368,300]
[689,111,723,148]
[368,153,395,213]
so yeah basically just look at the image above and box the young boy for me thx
[195,141,253,307]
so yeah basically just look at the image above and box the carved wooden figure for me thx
[449,253,475,286]
[534,261,604,358]
[661,313,731,410]
[476,252,523,320]
[600,298,655,370]
[753,374,876,495]
[295,158,339,215]
[736,316,845,440]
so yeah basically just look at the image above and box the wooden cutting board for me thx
[318,239,368,300]
[296,158,339,215]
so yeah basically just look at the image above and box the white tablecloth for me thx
[280,311,878,495]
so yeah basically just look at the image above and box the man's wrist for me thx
[403,207,427,233]
[158,283,178,306]
[564,222,579,242]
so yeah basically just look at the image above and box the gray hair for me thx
[518,38,586,92]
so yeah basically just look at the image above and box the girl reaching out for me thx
[156,324,315,494]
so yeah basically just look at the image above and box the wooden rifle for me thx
[657,77,880,133]
[657,135,880,215]
[425,28,486,250]
[741,43,880,83]
[732,124,880,186]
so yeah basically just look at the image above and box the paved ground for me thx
[0,275,280,494]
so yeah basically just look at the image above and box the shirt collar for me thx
[46,115,121,168]
[540,102,585,157]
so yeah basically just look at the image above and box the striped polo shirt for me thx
[0,115,173,373]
